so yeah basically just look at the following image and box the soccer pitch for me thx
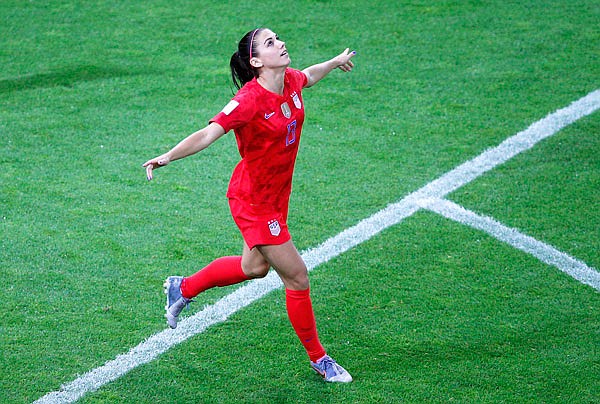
[2,1,599,403]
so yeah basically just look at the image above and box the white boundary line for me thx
[421,198,600,290]
[34,89,600,403]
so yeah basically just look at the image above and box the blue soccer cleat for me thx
[310,355,353,383]
[163,276,192,329]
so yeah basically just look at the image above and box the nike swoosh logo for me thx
[265,112,275,119]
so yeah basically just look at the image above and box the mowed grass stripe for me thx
[34,89,600,403]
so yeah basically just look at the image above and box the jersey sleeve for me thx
[210,91,256,133]
[288,67,308,89]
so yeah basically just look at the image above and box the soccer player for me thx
[143,28,355,383]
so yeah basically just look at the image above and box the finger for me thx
[339,60,354,72]
[341,51,356,71]
[146,164,154,181]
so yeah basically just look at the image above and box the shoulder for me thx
[285,68,308,89]
[231,80,264,111]
[211,80,261,129]
[235,78,261,100]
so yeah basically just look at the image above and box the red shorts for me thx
[228,197,291,250]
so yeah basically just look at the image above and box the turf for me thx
[1,0,598,403]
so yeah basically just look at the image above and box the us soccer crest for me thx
[280,102,291,119]
[268,219,281,236]
[291,92,301,109]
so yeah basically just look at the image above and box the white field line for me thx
[34,89,600,403]
[420,198,600,290]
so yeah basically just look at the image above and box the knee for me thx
[289,272,310,290]
[242,260,270,279]
[282,266,310,290]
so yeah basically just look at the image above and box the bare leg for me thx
[256,240,309,290]
[250,240,325,360]
[241,241,271,279]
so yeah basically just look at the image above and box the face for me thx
[251,29,290,69]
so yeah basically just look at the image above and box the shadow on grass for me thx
[0,65,138,93]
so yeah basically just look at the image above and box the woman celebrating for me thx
[143,28,355,383]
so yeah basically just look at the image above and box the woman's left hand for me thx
[335,48,356,72]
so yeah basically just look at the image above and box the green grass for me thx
[1,0,599,403]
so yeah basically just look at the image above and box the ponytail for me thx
[230,28,261,90]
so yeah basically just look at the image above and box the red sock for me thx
[286,288,326,362]
[180,256,249,299]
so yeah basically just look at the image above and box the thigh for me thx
[258,240,309,290]
[229,197,291,250]
[241,241,270,278]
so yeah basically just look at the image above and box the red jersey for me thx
[211,68,308,214]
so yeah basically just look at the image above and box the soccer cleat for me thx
[163,276,192,329]
[310,355,353,383]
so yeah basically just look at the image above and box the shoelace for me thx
[319,357,339,374]
[183,297,195,310]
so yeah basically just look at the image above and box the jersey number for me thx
[286,120,297,146]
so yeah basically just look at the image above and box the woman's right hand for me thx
[142,154,170,181]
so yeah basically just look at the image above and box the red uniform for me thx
[211,67,308,249]
[181,66,328,366]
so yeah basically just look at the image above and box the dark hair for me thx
[230,28,262,90]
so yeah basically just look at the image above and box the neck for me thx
[257,68,286,95]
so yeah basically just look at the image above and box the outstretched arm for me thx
[302,48,356,88]
[143,121,226,181]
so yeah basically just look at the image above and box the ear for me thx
[250,57,263,68]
